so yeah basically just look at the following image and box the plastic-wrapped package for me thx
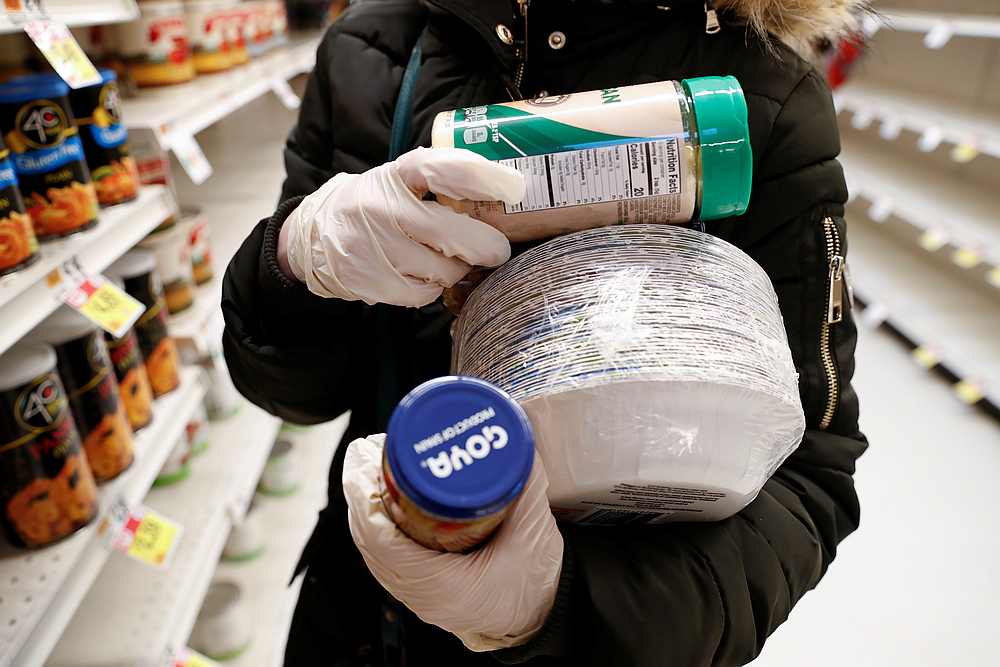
[452,225,805,524]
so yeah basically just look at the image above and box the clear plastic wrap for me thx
[451,225,805,524]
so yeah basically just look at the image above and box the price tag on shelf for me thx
[953,380,984,405]
[952,247,981,269]
[2,0,45,23]
[99,498,183,568]
[988,267,1000,289]
[271,78,302,110]
[911,346,939,370]
[917,229,949,252]
[163,647,221,667]
[171,133,213,185]
[23,19,102,88]
[49,259,145,338]
[950,142,979,164]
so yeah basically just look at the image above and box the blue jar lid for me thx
[98,68,117,85]
[386,376,535,520]
[0,74,69,104]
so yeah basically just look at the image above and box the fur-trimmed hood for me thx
[713,0,869,56]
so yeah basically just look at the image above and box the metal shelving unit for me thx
[0,368,205,666]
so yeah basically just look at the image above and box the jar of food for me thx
[184,0,234,73]
[0,76,99,240]
[104,324,155,432]
[107,250,181,397]
[0,342,99,548]
[116,0,196,87]
[431,77,752,242]
[381,376,534,553]
[36,307,136,482]
[185,402,210,455]
[184,206,213,284]
[139,220,195,314]
[220,1,249,66]
[243,1,268,57]
[267,0,288,47]
[67,69,140,207]
[0,132,38,276]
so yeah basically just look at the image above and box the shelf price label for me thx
[164,648,220,667]
[99,498,184,569]
[170,133,213,185]
[49,259,146,338]
[23,19,102,88]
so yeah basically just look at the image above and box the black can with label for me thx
[107,250,180,398]
[0,342,98,548]
[105,327,155,432]
[0,131,39,276]
[0,75,99,240]
[67,69,140,207]
[37,307,135,482]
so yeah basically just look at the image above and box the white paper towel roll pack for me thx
[452,225,805,524]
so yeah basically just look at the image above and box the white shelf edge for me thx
[2,368,205,667]
[0,1,139,34]
[47,403,281,666]
[0,186,175,356]
[876,9,1000,40]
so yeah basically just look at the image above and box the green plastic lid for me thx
[682,76,752,220]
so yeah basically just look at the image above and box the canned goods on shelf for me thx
[382,376,534,553]
[0,342,99,548]
[104,324,155,432]
[36,307,136,482]
[116,0,196,87]
[184,206,213,285]
[0,131,39,276]
[184,0,236,73]
[139,220,196,315]
[0,75,99,241]
[67,69,140,207]
[106,249,181,398]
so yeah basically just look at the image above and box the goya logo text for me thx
[421,425,509,479]
[15,100,69,150]
[16,374,67,431]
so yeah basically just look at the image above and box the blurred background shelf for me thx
[0,368,204,667]
[0,0,138,33]
[877,8,1000,41]
[0,186,175,357]
[48,401,280,666]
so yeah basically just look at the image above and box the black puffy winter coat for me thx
[221,1,869,665]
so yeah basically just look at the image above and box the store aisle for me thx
[752,325,999,667]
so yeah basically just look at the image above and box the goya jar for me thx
[116,0,196,87]
[185,206,213,284]
[139,220,195,314]
[107,250,181,397]
[184,0,234,73]
[0,131,38,276]
[37,307,135,482]
[381,376,534,553]
[104,323,155,432]
[431,76,752,242]
[0,76,99,240]
[67,69,140,207]
[0,342,98,548]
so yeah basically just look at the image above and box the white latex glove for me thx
[282,147,525,307]
[343,435,564,652]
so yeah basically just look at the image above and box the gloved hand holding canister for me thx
[277,147,525,307]
[343,377,563,651]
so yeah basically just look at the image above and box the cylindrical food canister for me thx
[220,1,249,66]
[116,0,196,87]
[0,132,39,276]
[381,376,534,553]
[0,76,99,240]
[184,0,234,73]
[0,342,98,548]
[244,1,268,57]
[104,324,155,432]
[67,69,140,207]
[431,77,752,242]
[267,0,288,47]
[186,402,210,455]
[107,250,181,397]
[36,308,135,482]
[139,220,195,314]
[185,206,213,284]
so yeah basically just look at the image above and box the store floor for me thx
[752,325,999,667]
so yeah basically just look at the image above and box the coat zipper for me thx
[819,217,844,430]
[704,1,721,34]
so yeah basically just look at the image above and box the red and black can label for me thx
[105,328,155,431]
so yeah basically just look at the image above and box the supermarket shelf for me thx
[836,82,1000,160]
[0,0,138,33]
[122,34,319,152]
[876,9,1000,43]
[0,368,205,667]
[49,400,281,666]
[841,138,1000,287]
[0,186,175,357]
[168,280,223,347]
[846,214,1000,414]
[212,414,347,667]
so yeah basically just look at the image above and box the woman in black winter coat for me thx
[221,1,869,665]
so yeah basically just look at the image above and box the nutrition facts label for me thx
[500,138,683,214]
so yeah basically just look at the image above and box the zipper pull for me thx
[704,2,721,34]
[827,255,845,324]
